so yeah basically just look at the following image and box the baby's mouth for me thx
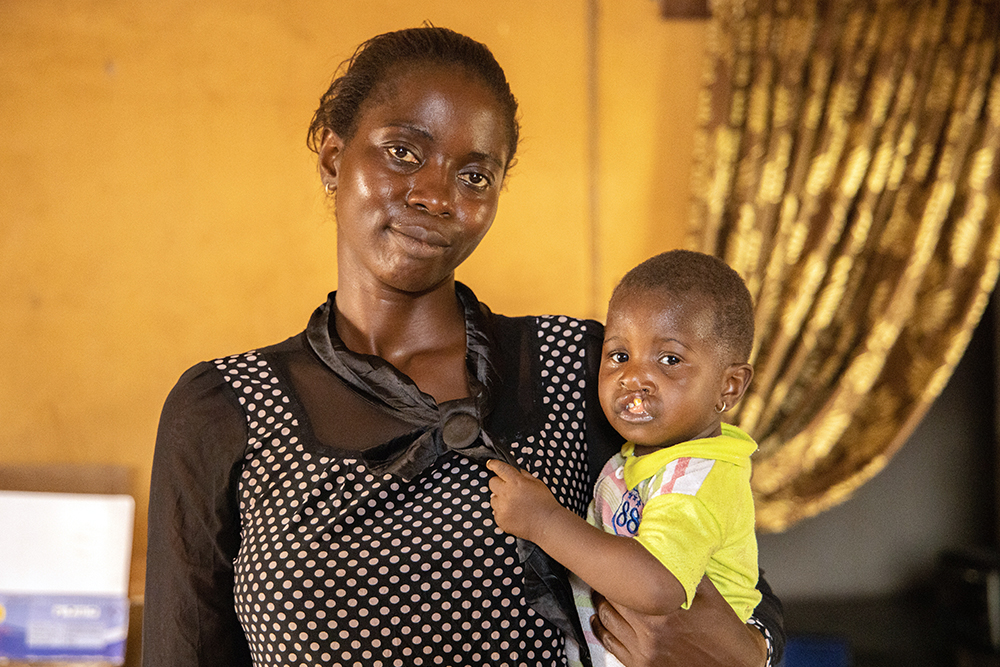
[618,394,653,423]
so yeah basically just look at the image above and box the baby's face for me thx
[598,290,728,453]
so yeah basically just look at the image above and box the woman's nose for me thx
[406,164,454,217]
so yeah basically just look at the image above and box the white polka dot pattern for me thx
[214,315,595,666]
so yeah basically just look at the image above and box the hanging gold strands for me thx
[688,0,1000,532]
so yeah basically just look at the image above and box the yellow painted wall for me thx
[0,0,706,594]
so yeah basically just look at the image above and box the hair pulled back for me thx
[610,249,755,364]
[307,26,520,170]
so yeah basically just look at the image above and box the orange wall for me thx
[0,0,706,594]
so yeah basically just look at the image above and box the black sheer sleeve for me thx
[142,362,252,667]
[749,571,786,665]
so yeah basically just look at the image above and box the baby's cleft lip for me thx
[616,393,653,423]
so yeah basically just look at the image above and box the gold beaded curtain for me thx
[688,0,1000,532]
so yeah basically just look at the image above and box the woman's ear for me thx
[718,363,753,413]
[318,129,345,193]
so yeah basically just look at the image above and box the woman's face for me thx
[322,62,511,295]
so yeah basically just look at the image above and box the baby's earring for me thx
[715,401,727,414]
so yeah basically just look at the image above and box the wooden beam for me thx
[659,0,711,19]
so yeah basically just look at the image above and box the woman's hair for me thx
[307,26,520,170]
[609,249,755,364]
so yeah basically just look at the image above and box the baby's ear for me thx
[719,363,753,412]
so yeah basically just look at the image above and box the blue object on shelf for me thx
[782,635,851,667]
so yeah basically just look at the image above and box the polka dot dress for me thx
[215,316,596,667]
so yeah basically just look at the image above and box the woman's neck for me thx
[334,276,470,402]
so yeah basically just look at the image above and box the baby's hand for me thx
[486,459,562,543]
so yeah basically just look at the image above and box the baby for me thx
[488,249,761,666]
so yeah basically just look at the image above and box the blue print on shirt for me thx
[611,488,644,536]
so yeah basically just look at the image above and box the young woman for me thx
[143,26,783,667]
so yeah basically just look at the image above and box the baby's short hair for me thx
[609,249,755,364]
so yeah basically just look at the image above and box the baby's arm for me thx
[486,459,685,615]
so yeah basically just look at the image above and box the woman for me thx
[143,26,782,667]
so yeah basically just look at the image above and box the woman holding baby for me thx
[143,25,783,667]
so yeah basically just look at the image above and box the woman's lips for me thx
[392,222,448,245]
[389,223,450,258]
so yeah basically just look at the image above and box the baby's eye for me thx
[609,351,629,364]
[387,145,419,164]
[460,171,493,191]
[659,354,680,366]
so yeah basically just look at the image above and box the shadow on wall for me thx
[760,297,999,665]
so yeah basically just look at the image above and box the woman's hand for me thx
[486,459,562,543]
[590,575,767,667]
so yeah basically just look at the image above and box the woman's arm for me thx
[590,576,768,667]
[487,459,685,615]
[142,363,253,667]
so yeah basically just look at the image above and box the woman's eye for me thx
[609,351,629,364]
[460,171,492,190]
[388,146,419,164]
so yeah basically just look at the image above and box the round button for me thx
[441,412,480,449]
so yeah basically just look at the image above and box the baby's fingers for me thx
[488,473,504,496]
[485,458,518,479]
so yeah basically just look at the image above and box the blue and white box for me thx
[0,491,134,663]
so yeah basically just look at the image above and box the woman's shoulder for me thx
[488,310,605,342]
[164,332,309,413]
[492,314,605,376]
[461,281,605,341]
